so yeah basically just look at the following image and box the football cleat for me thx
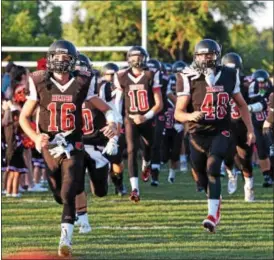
[141,166,151,182]
[129,189,140,203]
[168,177,174,184]
[180,161,188,172]
[115,185,127,196]
[79,223,92,234]
[58,237,72,257]
[202,215,217,233]
[262,176,273,188]
[151,169,159,187]
[244,184,255,202]
[227,172,238,194]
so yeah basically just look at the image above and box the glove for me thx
[102,136,119,156]
[173,123,184,133]
[182,66,201,80]
[49,143,74,159]
[50,130,73,146]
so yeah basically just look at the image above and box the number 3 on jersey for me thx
[48,102,76,132]
[201,92,229,120]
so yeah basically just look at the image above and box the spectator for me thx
[1,62,15,96]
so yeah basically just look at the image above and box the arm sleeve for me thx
[232,70,240,94]
[176,73,190,96]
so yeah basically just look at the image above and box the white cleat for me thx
[79,223,92,234]
[180,162,188,172]
[58,236,72,257]
[168,177,174,184]
[228,173,238,194]
[244,184,255,202]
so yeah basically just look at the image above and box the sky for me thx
[53,1,273,31]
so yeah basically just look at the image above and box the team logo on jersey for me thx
[75,142,83,150]
[206,85,224,93]
[221,130,230,137]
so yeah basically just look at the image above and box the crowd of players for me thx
[1,38,273,257]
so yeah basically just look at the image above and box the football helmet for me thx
[127,46,148,68]
[193,39,221,71]
[47,40,78,74]
[102,63,119,75]
[172,61,187,73]
[221,52,243,70]
[251,69,269,83]
[164,63,172,74]
[146,59,161,72]
[75,53,92,70]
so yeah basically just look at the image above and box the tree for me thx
[2,0,62,62]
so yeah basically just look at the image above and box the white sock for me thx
[180,155,187,163]
[168,169,175,179]
[151,164,160,170]
[142,160,150,171]
[61,223,74,241]
[130,177,139,194]
[78,213,89,225]
[244,176,254,189]
[208,199,220,219]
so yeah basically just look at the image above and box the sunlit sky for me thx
[53,0,273,31]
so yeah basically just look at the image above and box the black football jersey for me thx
[230,76,249,123]
[247,81,269,128]
[160,73,169,113]
[82,101,108,146]
[176,66,240,134]
[114,67,161,116]
[167,74,176,95]
[28,70,95,144]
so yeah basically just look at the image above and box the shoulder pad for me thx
[30,70,46,84]
[76,70,92,77]
[117,68,130,78]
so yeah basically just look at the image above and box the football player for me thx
[221,52,255,200]
[114,46,163,202]
[145,58,167,186]
[175,39,255,233]
[247,69,273,187]
[19,41,117,257]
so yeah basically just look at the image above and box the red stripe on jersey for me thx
[153,87,161,92]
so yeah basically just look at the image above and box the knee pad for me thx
[207,155,223,177]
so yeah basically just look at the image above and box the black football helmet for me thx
[127,46,148,68]
[160,62,167,74]
[146,59,161,72]
[47,40,78,74]
[172,61,187,73]
[193,39,221,71]
[252,69,269,83]
[75,53,92,70]
[221,52,243,70]
[102,63,119,75]
[164,63,172,74]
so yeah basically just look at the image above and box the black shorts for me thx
[254,126,270,160]
[162,128,183,163]
[189,131,231,174]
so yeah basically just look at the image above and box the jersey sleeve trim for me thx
[26,76,38,101]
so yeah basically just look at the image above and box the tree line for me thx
[2,0,273,74]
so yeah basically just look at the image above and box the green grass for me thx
[2,167,273,259]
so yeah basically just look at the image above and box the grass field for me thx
[2,167,273,259]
